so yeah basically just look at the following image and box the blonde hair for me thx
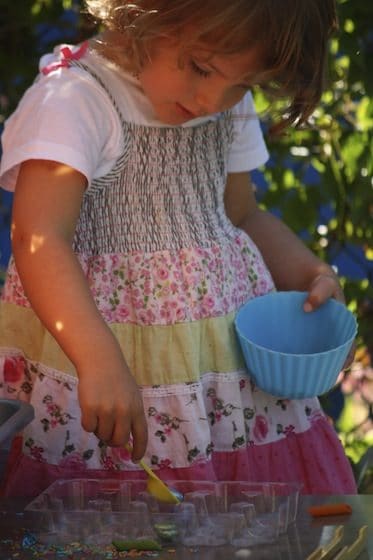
[85,0,338,131]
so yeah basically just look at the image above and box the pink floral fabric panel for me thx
[2,232,274,325]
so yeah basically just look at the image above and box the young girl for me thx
[0,0,356,497]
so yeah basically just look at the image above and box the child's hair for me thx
[85,0,338,131]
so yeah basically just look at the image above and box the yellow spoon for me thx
[125,444,182,505]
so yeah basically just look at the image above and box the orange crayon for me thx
[308,503,352,517]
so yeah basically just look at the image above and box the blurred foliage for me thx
[0,0,372,484]
[253,0,373,357]
[323,345,373,492]
[0,0,94,119]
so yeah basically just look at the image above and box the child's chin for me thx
[155,104,198,125]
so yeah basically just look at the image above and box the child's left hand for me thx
[303,272,356,370]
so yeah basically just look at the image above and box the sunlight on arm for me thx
[30,234,45,254]
[11,223,46,254]
[55,321,64,332]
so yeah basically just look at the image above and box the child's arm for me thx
[224,171,344,309]
[11,159,147,460]
[225,172,355,369]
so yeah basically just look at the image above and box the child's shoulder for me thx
[13,41,137,133]
[7,43,123,142]
[37,42,160,127]
[0,43,128,191]
[37,42,121,101]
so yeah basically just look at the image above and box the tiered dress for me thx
[0,44,356,497]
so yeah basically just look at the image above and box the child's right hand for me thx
[76,338,148,461]
[12,159,148,461]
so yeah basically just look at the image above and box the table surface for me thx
[0,494,372,559]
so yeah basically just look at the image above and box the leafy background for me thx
[0,0,372,491]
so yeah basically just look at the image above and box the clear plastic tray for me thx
[0,399,34,480]
[25,478,301,547]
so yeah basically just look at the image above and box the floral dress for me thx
[0,47,356,497]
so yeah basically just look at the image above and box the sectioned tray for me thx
[25,478,301,547]
[0,398,35,480]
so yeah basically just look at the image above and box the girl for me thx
[0,0,356,497]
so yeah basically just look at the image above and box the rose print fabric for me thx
[0,354,356,496]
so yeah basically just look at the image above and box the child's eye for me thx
[190,60,211,78]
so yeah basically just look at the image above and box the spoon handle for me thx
[137,458,156,478]
[124,443,156,478]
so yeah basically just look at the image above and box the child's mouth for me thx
[176,103,197,120]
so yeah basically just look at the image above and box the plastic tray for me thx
[25,478,301,547]
[0,399,35,480]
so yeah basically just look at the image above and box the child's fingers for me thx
[303,273,344,312]
[302,274,356,369]
[108,416,132,448]
[80,406,99,434]
[95,415,117,444]
[130,410,148,461]
[80,399,118,443]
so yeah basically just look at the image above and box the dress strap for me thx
[41,42,130,189]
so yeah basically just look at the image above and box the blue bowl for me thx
[235,291,357,399]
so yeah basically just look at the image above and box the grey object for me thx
[0,399,34,479]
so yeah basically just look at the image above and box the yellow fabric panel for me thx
[0,302,75,374]
[0,302,244,385]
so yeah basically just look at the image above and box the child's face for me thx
[138,38,262,124]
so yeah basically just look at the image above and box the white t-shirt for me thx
[0,43,269,191]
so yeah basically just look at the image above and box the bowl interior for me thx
[235,291,357,356]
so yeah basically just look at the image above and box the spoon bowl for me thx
[145,470,184,505]
[125,444,183,504]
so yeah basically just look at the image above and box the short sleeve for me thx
[0,65,123,192]
[227,91,269,173]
